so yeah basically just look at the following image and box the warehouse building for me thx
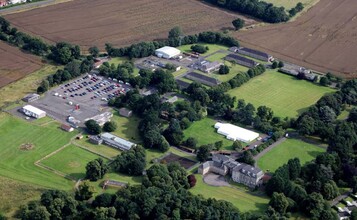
[155,46,181,59]
[101,132,136,151]
[21,105,46,119]
[214,122,259,143]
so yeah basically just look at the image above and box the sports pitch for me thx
[0,113,76,189]
[41,145,109,180]
[257,138,325,172]
[227,70,335,118]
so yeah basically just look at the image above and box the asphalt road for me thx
[0,0,61,15]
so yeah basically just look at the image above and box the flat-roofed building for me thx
[21,105,46,119]
[101,132,136,151]
[22,93,40,103]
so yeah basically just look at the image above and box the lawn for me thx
[190,174,269,213]
[257,138,325,172]
[227,70,335,118]
[0,175,44,218]
[111,111,141,143]
[41,145,109,180]
[183,117,235,150]
[74,137,121,159]
[172,67,188,78]
[0,113,76,189]
[177,43,228,57]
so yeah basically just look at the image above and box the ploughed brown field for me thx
[234,0,357,78]
[0,42,43,88]
[4,0,256,50]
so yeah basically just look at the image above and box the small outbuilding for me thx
[155,46,181,59]
[22,93,40,103]
[61,124,74,132]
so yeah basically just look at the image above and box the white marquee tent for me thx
[155,46,181,59]
[215,122,259,143]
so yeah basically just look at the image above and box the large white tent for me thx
[22,105,46,119]
[155,46,181,59]
[214,122,259,143]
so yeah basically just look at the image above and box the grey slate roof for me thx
[239,47,270,59]
[225,54,257,66]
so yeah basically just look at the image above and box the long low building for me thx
[101,132,136,151]
[214,122,259,143]
[22,105,46,119]
[225,54,259,68]
[155,46,181,59]
[236,47,274,62]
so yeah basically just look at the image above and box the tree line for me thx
[0,17,81,65]
[18,163,241,220]
[204,0,290,23]
[105,29,239,59]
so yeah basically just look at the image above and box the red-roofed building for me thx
[61,124,74,132]
[0,0,8,7]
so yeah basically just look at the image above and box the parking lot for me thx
[29,73,132,126]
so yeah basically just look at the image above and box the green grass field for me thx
[257,138,325,172]
[0,175,44,217]
[177,43,228,57]
[0,65,60,108]
[190,174,269,212]
[183,117,236,150]
[111,111,141,143]
[0,113,76,189]
[41,145,109,180]
[74,138,121,159]
[227,70,335,118]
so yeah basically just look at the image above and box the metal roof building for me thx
[155,46,181,59]
[22,105,46,119]
[214,122,259,143]
[101,132,136,151]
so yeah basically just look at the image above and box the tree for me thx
[322,181,339,200]
[269,192,289,214]
[257,106,274,122]
[297,115,315,135]
[351,209,357,220]
[163,119,184,146]
[187,174,197,188]
[19,204,51,220]
[89,46,99,57]
[185,137,198,149]
[347,108,357,123]
[190,44,208,54]
[113,146,146,175]
[85,158,109,181]
[302,193,326,219]
[232,18,245,30]
[319,76,331,86]
[85,119,102,135]
[287,158,301,180]
[75,180,95,201]
[197,145,211,162]
[278,61,284,68]
[271,61,278,69]
[232,141,243,151]
[237,151,255,166]
[214,141,223,150]
[168,26,183,39]
[218,65,230,74]
[103,121,117,132]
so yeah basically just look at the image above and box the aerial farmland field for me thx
[4,0,256,50]
[0,41,43,88]
[227,70,335,118]
[235,0,357,78]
